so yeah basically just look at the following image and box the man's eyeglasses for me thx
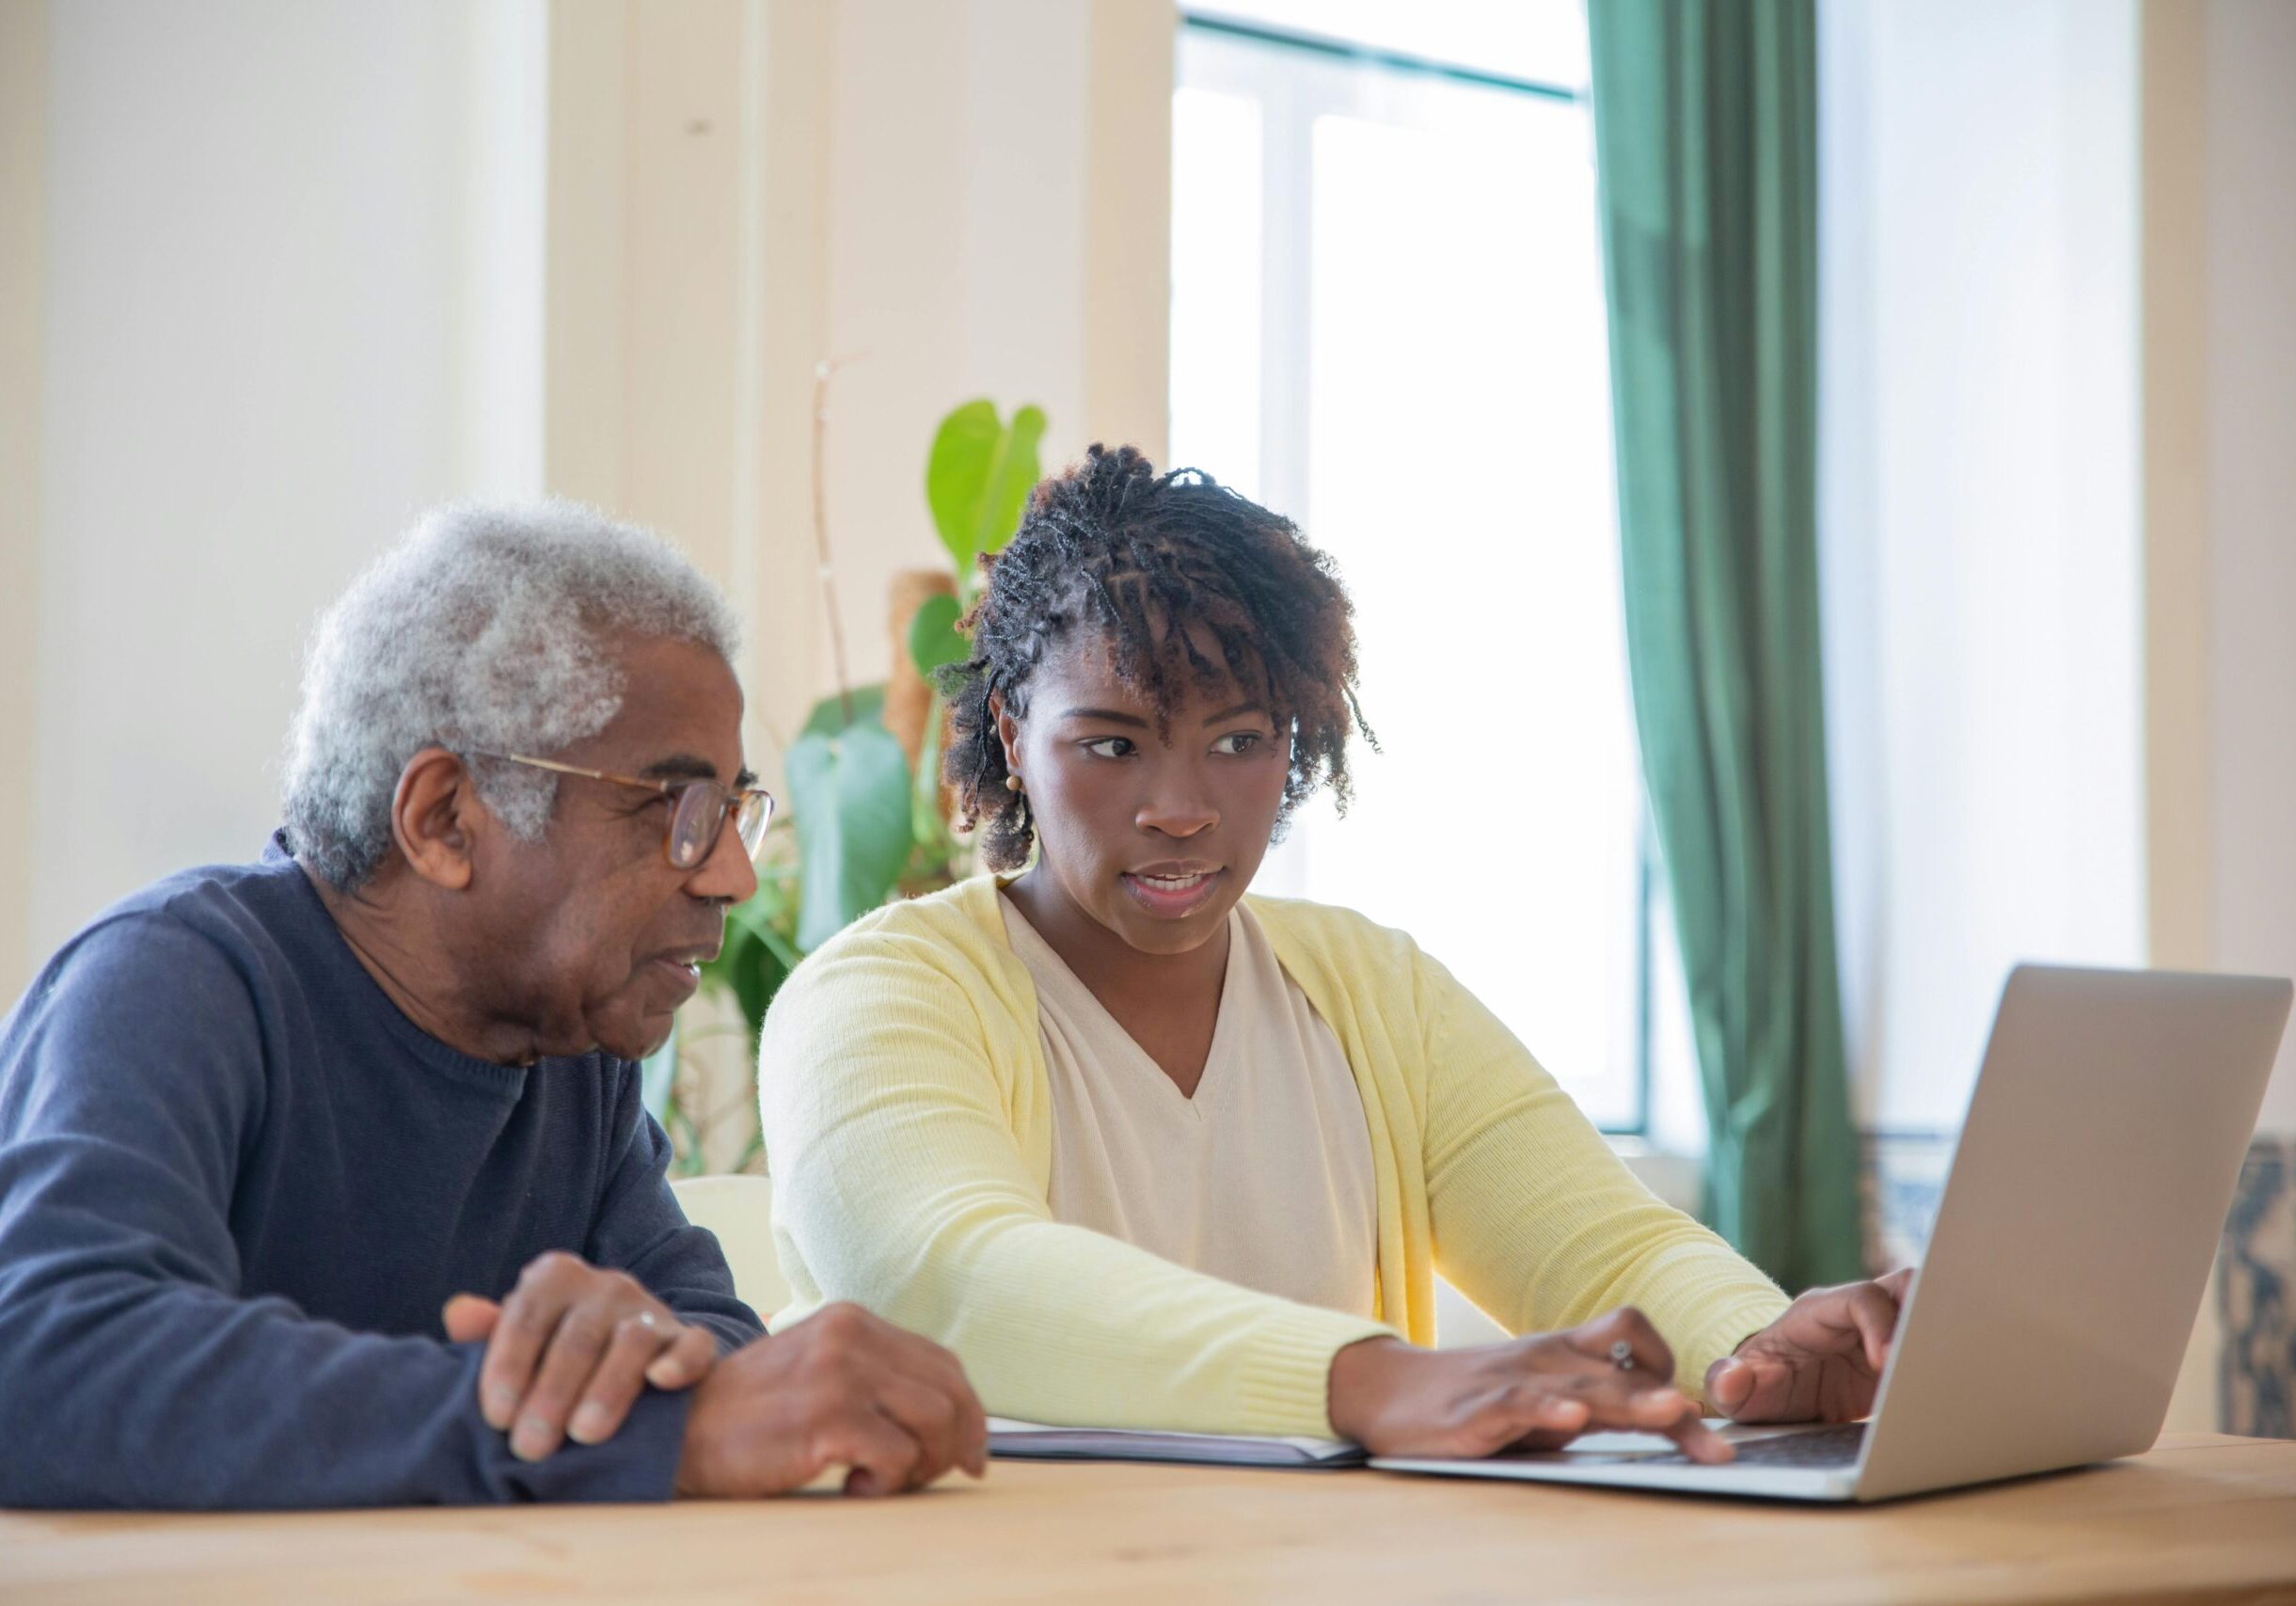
[467,753,775,870]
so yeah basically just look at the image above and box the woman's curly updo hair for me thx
[940,443,1370,871]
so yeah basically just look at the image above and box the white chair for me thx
[670,1173,792,1317]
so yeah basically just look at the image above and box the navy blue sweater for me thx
[0,836,764,1508]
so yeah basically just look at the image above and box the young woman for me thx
[760,447,1910,1461]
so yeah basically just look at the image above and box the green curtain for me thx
[1587,0,1863,1290]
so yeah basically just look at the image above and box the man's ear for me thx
[990,693,1023,781]
[390,747,483,891]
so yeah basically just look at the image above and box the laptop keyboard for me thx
[1643,1422,1869,1469]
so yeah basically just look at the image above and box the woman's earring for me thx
[1005,774,1024,793]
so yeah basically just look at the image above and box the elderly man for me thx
[0,503,984,1507]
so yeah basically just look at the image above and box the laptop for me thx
[1373,964,2292,1503]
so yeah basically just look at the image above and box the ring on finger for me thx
[636,1310,659,1331]
[1608,1339,1637,1373]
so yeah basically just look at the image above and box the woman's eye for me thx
[1212,732,1263,755]
[1081,737,1134,759]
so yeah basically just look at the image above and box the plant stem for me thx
[813,359,856,727]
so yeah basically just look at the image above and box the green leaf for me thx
[696,881,803,1061]
[910,687,955,862]
[975,404,1046,560]
[925,400,1048,570]
[723,886,803,973]
[907,593,968,681]
[785,714,913,951]
[750,912,805,975]
[926,401,1004,569]
[722,923,789,1048]
[800,683,886,740]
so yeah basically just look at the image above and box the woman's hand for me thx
[1326,1307,1734,1464]
[1703,1266,1917,1423]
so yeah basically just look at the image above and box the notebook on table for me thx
[987,1418,1366,1469]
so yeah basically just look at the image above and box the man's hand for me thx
[1327,1307,1734,1464]
[1703,1266,1917,1423]
[443,1250,718,1462]
[674,1302,988,1498]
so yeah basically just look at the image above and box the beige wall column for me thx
[2201,0,2296,1137]
[0,0,45,1001]
[815,0,1175,700]
[2142,0,2211,981]
[544,2,633,519]
[2145,0,2296,1434]
[542,0,1173,765]
[2142,0,2218,1437]
[815,0,1080,702]
[1085,0,1176,465]
[546,0,752,589]
[744,0,832,774]
[544,0,829,782]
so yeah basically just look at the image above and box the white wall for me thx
[0,0,46,1003]
[1818,0,2147,1133]
[2200,0,2296,1134]
[6,0,1171,987]
[21,0,546,970]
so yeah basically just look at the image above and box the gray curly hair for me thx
[283,501,740,890]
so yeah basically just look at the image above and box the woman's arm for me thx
[759,933,1391,1439]
[1412,946,1791,1403]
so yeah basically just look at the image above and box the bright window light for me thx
[1171,9,1671,1134]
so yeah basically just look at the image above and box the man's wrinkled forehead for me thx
[574,632,751,781]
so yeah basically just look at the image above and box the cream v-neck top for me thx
[998,894,1380,1320]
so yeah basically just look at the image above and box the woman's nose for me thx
[1136,786,1218,839]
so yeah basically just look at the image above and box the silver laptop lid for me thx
[1855,964,2290,1502]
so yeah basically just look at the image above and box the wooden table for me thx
[4,1434,2294,1605]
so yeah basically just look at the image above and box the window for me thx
[1171,5,1697,1139]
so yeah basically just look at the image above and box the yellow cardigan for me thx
[757,875,1789,1439]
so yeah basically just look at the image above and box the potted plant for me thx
[643,394,1046,1173]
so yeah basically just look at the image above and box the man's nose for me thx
[688,810,761,904]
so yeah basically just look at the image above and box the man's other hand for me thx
[444,1249,717,1461]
